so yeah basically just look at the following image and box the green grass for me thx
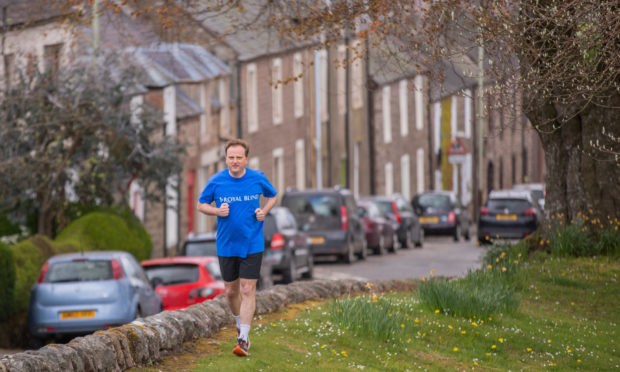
[134,253,619,371]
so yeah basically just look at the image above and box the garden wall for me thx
[0,278,416,372]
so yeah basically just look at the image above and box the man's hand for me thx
[255,208,266,221]
[218,203,229,217]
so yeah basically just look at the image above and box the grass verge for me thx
[134,252,618,371]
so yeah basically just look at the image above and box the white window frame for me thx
[416,148,425,194]
[451,95,458,136]
[163,86,176,136]
[433,101,441,153]
[464,88,472,138]
[352,57,363,109]
[293,53,304,118]
[414,75,424,130]
[197,167,207,233]
[385,162,393,196]
[319,49,328,122]
[399,80,409,137]
[248,157,260,170]
[272,58,283,125]
[166,175,179,248]
[295,139,305,190]
[382,85,392,144]
[401,154,411,201]
[337,45,347,115]
[219,78,230,136]
[246,63,258,133]
[272,148,285,195]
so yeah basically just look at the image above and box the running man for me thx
[197,139,277,357]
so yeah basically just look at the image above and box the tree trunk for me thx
[530,95,620,232]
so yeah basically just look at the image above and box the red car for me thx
[140,256,225,311]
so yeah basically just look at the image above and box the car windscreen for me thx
[373,201,394,215]
[531,190,544,200]
[206,261,223,281]
[45,260,113,283]
[184,240,217,256]
[143,264,200,286]
[487,198,532,213]
[283,194,340,230]
[416,194,451,208]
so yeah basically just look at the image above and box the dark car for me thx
[281,187,367,264]
[478,189,542,244]
[366,194,423,248]
[412,191,471,241]
[179,232,274,289]
[28,251,162,346]
[263,206,314,283]
[357,200,397,255]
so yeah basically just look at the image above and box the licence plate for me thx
[420,216,439,224]
[309,236,325,244]
[496,214,517,221]
[60,310,95,320]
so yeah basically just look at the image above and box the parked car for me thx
[263,206,313,283]
[28,251,162,346]
[179,232,275,289]
[478,189,542,244]
[356,199,397,255]
[140,256,225,311]
[412,191,471,241]
[281,187,367,264]
[366,194,423,248]
[512,183,546,210]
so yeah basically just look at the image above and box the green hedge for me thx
[0,242,15,321]
[55,209,152,261]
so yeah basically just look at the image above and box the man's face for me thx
[226,145,248,175]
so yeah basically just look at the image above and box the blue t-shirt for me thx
[198,168,277,258]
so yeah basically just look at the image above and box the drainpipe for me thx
[366,41,375,195]
[236,61,242,139]
[427,74,434,191]
[344,36,350,189]
[314,48,323,189]
[477,41,485,222]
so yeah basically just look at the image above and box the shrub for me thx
[595,228,620,257]
[55,208,152,261]
[0,242,15,321]
[418,273,520,320]
[329,295,410,342]
[546,223,597,257]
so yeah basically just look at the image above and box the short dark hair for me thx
[225,139,250,157]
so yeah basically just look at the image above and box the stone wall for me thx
[0,278,416,372]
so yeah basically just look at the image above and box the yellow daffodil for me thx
[491,345,496,349]
[526,348,532,352]
[498,338,504,343]
[435,309,440,314]
[453,347,459,352]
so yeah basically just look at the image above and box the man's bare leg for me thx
[224,279,241,316]
[239,278,257,325]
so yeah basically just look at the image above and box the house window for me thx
[319,49,328,122]
[385,162,393,196]
[416,148,425,193]
[273,148,285,195]
[414,75,424,130]
[337,45,346,115]
[399,80,409,137]
[246,63,258,133]
[272,58,283,125]
[219,78,230,136]
[295,139,305,190]
[401,154,410,200]
[511,154,516,186]
[293,53,304,118]
[382,86,392,143]
[44,43,62,77]
[249,157,260,170]
[352,55,363,109]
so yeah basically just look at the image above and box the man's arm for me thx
[197,202,229,217]
[254,196,278,221]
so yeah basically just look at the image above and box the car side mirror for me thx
[150,277,164,288]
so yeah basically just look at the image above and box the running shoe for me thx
[233,337,250,356]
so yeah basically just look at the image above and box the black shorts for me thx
[218,252,263,282]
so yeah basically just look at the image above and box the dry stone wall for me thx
[0,278,416,372]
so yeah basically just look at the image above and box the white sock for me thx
[233,315,240,329]
[239,324,251,342]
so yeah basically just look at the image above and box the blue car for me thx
[28,251,162,345]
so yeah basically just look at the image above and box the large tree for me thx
[0,57,184,237]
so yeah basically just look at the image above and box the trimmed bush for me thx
[55,209,152,261]
[0,242,15,321]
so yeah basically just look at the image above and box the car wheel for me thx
[464,225,471,241]
[283,256,297,284]
[301,253,314,280]
[401,230,413,249]
[358,238,368,260]
[258,272,274,290]
[342,236,355,264]
[376,234,387,255]
[453,224,460,242]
